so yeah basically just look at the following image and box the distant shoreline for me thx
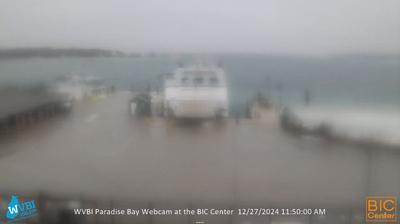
[0,48,399,60]
[0,48,140,59]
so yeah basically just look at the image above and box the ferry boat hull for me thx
[164,66,229,119]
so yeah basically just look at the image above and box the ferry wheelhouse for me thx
[164,65,229,119]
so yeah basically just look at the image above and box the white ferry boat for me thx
[164,65,229,119]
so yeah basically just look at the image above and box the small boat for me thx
[163,64,229,119]
[55,74,113,101]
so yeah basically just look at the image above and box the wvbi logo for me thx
[365,196,397,222]
[1,195,38,223]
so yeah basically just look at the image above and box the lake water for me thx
[0,54,399,144]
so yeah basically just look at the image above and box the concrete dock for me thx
[0,92,399,223]
[0,88,70,134]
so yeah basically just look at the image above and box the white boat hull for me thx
[164,65,229,119]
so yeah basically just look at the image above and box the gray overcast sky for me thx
[0,0,399,55]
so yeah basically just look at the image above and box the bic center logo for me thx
[366,196,397,222]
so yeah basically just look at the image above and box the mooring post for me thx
[37,192,47,224]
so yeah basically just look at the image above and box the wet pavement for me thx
[0,92,399,210]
